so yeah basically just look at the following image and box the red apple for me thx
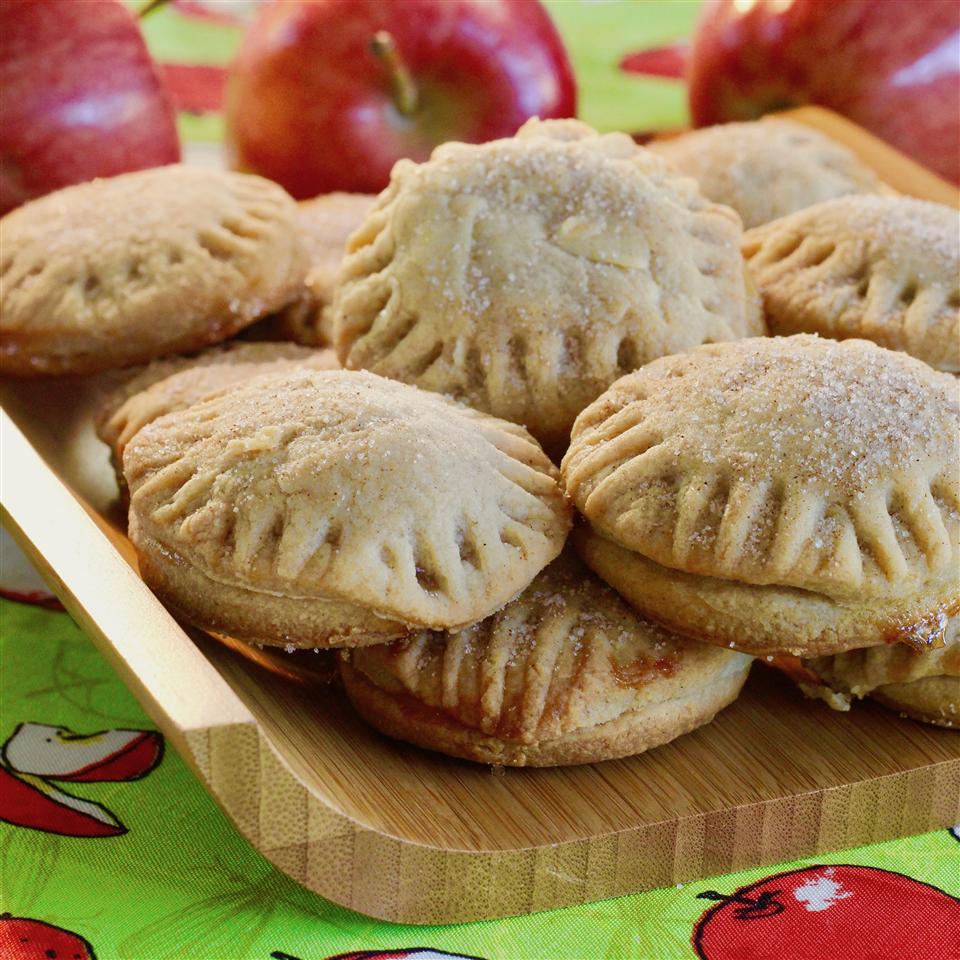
[224,0,577,198]
[692,864,960,960]
[688,0,960,183]
[0,0,180,215]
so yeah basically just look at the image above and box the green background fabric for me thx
[3,2,959,957]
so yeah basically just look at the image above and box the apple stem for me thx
[370,31,419,116]
[139,0,169,17]
[697,889,785,917]
[696,891,731,903]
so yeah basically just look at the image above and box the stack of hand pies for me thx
[2,116,957,765]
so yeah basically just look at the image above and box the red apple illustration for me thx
[0,914,96,960]
[692,865,960,960]
[687,0,960,183]
[0,766,125,838]
[224,0,576,198]
[3,723,163,782]
[0,0,180,214]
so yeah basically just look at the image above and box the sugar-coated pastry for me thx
[0,166,306,376]
[96,341,338,469]
[341,548,753,766]
[650,119,885,229]
[564,336,959,657]
[125,369,571,648]
[743,196,959,371]
[334,118,763,452]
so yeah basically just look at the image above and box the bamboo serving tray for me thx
[2,107,958,925]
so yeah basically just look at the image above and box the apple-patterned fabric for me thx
[2,595,959,958]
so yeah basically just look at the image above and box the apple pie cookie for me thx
[650,119,885,229]
[743,195,960,371]
[271,193,376,346]
[564,335,960,657]
[125,369,571,648]
[340,548,752,766]
[333,118,763,452]
[96,341,338,473]
[0,165,306,376]
[800,617,959,727]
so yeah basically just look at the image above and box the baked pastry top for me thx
[743,195,959,371]
[125,369,571,632]
[333,118,763,451]
[273,193,375,346]
[0,165,306,376]
[96,342,338,467]
[650,119,885,229]
[342,547,752,765]
[563,335,959,604]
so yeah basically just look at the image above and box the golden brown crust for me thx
[341,548,752,765]
[125,369,571,644]
[743,196,960,371]
[574,525,958,658]
[135,526,410,648]
[800,619,959,726]
[804,619,959,696]
[563,336,959,604]
[0,166,306,376]
[650,119,885,229]
[870,676,959,728]
[96,342,338,467]
[271,193,376,346]
[333,118,763,451]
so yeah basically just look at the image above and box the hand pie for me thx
[340,547,752,766]
[650,119,885,229]
[333,118,763,452]
[271,193,375,346]
[0,166,306,376]
[96,341,338,471]
[743,196,959,371]
[125,369,571,648]
[563,335,959,657]
[800,617,959,727]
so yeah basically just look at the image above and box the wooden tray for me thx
[2,107,958,925]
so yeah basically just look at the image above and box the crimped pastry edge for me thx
[340,650,751,766]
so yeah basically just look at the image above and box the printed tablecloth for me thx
[2,3,958,958]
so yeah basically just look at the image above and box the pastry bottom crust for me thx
[339,652,751,767]
[574,526,955,658]
[137,535,410,649]
[871,676,959,728]
[804,628,958,696]
[801,631,959,728]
